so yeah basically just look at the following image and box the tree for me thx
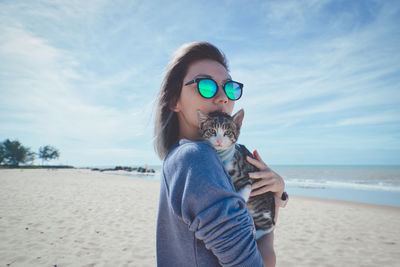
[0,142,5,165]
[1,139,36,167]
[38,145,60,165]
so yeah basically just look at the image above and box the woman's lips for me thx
[212,109,227,114]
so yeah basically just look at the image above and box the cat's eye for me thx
[207,129,216,135]
[224,131,232,136]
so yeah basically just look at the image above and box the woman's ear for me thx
[169,98,181,112]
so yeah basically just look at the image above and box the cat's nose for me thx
[216,139,223,145]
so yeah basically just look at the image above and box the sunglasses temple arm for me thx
[184,79,196,86]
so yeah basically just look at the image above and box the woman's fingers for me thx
[246,155,267,170]
[250,184,273,196]
[251,178,274,189]
[253,150,268,167]
[251,176,280,196]
[248,170,275,179]
[246,149,285,197]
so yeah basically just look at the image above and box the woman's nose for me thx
[213,85,228,104]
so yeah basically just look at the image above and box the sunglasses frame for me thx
[184,78,243,101]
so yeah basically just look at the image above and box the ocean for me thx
[272,165,400,207]
[105,165,400,207]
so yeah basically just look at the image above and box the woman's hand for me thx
[246,150,285,197]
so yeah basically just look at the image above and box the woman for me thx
[154,42,286,266]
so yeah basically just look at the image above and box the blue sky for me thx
[1,0,399,166]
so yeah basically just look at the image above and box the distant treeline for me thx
[0,165,74,169]
[92,166,156,173]
[0,138,61,167]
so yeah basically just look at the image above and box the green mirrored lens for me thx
[198,79,217,98]
[225,82,242,100]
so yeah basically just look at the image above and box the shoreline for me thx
[98,169,400,207]
[0,169,399,266]
[287,186,400,208]
[287,194,400,211]
[2,168,399,208]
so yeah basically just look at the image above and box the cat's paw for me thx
[237,185,252,202]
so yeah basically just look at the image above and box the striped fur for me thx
[198,109,275,236]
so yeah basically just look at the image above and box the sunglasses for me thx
[184,78,243,101]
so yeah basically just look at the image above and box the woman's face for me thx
[174,59,235,140]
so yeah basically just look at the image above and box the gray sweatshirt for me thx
[156,140,264,266]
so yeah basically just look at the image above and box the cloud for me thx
[1,0,399,165]
[259,0,330,36]
[325,113,400,127]
[229,0,400,135]
[0,20,153,148]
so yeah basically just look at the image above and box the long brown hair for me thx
[154,42,229,159]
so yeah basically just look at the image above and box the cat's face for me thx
[198,109,244,151]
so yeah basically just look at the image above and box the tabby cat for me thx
[198,109,275,238]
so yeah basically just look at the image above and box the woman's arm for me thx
[168,142,264,266]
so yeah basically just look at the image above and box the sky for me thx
[1,0,399,167]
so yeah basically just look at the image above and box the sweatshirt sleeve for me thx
[164,142,264,267]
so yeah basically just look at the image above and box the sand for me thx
[0,169,399,267]
[0,169,159,267]
[274,196,400,267]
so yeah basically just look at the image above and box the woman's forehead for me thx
[186,59,230,80]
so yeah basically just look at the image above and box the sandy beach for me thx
[0,169,399,267]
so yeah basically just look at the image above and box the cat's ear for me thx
[232,109,244,129]
[197,110,209,128]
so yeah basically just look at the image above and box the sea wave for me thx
[286,179,400,192]
[100,168,400,192]
[101,170,161,180]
